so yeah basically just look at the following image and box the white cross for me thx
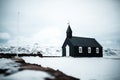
[67,20,70,25]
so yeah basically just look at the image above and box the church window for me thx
[79,47,82,53]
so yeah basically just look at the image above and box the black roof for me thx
[69,36,102,47]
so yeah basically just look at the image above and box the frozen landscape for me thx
[0,47,120,80]
[0,0,119,80]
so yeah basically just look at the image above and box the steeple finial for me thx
[66,21,72,38]
[67,20,70,26]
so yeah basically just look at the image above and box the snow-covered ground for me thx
[0,58,54,80]
[23,57,120,80]
[0,70,54,80]
[0,58,20,75]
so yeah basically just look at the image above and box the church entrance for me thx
[66,45,69,56]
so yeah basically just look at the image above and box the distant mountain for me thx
[0,45,120,57]
[0,45,62,56]
[103,48,120,57]
[0,46,30,54]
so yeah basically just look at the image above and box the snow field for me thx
[23,57,120,80]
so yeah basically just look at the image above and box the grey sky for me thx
[0,0,120,48]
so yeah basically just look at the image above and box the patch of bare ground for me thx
[12,57,80,80]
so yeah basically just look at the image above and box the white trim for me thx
[79,47,82,53]
[66,45,69,56]
[88,47,91,53]
[96,48,99,54]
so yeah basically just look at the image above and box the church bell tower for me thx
[66,23,72,38]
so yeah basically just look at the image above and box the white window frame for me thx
[79,47,82,53]
[88,47,91,53]
[96,48,99,54]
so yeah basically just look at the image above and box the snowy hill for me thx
[0,45,62,56]
[103,48,120,58]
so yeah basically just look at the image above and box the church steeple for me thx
[66,22,72,38]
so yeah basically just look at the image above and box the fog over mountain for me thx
[0,0,120,48]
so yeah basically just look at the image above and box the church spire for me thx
[66,21,72,38]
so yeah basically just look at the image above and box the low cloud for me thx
[0,32,11,43]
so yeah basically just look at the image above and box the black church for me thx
[62,24,103,57]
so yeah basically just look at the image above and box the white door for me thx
[66,45,69,56]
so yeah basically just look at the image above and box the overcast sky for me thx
[0,0,120,48]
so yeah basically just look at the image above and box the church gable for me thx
[62,38,73,48]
